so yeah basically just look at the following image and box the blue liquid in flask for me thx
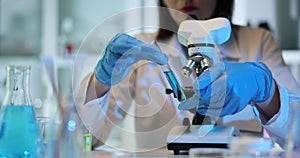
[0,105,41,158]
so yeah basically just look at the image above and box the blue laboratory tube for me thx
[152,40,186,102]
[161,64,186,102]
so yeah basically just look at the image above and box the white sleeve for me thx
[252,83,293,147]
[255,29,300,147]
[75,72,132,146]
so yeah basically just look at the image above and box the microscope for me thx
[165,18,240,155]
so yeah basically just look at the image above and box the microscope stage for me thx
[167,125,239,155]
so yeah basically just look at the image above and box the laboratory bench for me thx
[87,148,299,158]
[90,149,186,158]
[84,141,296,158]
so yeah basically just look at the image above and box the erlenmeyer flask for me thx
[0,65,42,157]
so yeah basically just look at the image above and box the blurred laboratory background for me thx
[1,0,300,149]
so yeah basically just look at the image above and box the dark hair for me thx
[156,0,235,40]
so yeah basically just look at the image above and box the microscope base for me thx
[166,125,240,155]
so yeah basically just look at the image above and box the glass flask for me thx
[0,65,42,157]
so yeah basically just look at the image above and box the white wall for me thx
[232,0,277,32]
[233,0,299,49]
[232,0,247,26]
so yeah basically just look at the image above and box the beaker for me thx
[0,65,43,157]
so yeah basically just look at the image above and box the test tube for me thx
[152,40,186,102]
[161,64,187,102]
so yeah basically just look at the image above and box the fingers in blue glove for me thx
[95,33,168,86]
[197,99,243,117]
[178,94,200,110]
[196,63,225,89]
[109,33,168,65]
[196,94,245,117]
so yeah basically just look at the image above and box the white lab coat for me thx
[76,26,300,150]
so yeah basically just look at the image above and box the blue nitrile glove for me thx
[178,62,274,117]
[94,33,168,86]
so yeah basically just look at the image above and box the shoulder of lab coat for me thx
[236,26,299,95]
[134,33,158,43]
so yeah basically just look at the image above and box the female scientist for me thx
[77,0,300,150]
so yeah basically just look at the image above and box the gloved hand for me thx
[178,62,274,117]
[94,33,168,86]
